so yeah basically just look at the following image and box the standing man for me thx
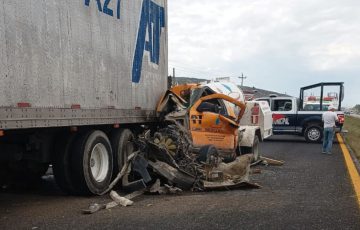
[322,105,339,154]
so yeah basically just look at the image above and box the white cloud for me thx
[168,0,360,106]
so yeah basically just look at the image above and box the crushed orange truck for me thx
[157,81,273,161]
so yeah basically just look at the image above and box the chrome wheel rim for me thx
[308,128,320,141]
[90,143,109,182]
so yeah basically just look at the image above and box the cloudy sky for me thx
[168,0,360,107]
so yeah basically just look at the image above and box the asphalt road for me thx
[1,135,359,230]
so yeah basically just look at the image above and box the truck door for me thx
[272,98,296,133]
[189,94,246,152]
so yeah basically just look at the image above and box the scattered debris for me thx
[148,161,195,191]
[100,152,138,195]
[149,179,182,195]
[82,123,284,214]
[260,157,285,166]
[251,169,262,174]
[203,180,261,191]
[107,189,145,209]
[215,154,253,181]
[110,191,134,207]
[82,189,145,214]
[82,203,106,215]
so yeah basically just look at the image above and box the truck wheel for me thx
[70,130,113,195]
[241,135,260,162]
[304,125,323,143]
[111,129,135,174]
[197,145,219,164]
[252,135,260,161]
[53,133,78,194]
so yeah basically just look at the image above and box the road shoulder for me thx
[337,133,360,207]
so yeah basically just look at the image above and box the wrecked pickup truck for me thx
[157,82,273,161]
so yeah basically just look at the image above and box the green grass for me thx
[343,116,360,159]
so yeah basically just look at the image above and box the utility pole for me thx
[172,68,176,86]
[239,73,247,86]
[168,68,176,88]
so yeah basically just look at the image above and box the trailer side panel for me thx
[0,0,167,130]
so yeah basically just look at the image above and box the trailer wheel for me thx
[111,129,135,174]
[53,133,78,194]
[304,125,323,143]
[70,130,113,195]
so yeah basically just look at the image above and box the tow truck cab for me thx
[255,82,345,142]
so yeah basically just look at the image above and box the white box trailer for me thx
[0,0,168,195]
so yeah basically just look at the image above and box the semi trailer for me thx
[0,0,168,195]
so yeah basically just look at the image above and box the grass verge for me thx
[343,116,360,159]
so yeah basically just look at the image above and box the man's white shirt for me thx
[322,111,338,128]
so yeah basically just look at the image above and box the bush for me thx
[344,116,360,158]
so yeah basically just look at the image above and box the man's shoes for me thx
[322,151,327,154]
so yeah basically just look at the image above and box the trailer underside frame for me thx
[0,108,157,130]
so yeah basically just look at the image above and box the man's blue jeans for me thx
[322,127,335,153]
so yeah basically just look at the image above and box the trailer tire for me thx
[53,133,78,194]
[304,124,323,143]
[111,129,135,174]
[70,130,113,195]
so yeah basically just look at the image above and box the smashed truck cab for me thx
[157,81,273,161]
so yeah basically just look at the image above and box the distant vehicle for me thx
[255,82,345,142]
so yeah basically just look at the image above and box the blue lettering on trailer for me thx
[103,0,113,16]
[84,0,165,83]
[117,0,121,19]
[85,0,121,19]
[132,0,166,83]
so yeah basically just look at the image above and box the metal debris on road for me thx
[110,191,134,207]
[260,157,285,166]
[149,179,182,195]
[82,125,284,214]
